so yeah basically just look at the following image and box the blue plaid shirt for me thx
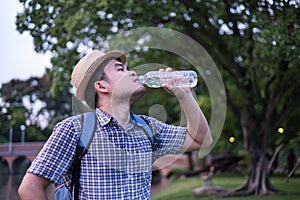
[28,108,186,199]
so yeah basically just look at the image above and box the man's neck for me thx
[98,100,131,128]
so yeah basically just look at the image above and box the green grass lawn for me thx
[152,174,300,200]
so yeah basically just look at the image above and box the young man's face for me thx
[103,59,145,102]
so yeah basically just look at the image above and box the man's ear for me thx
[94,80,109,93]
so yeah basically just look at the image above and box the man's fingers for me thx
[159,67,173,72]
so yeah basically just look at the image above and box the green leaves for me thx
[14,0,300,149]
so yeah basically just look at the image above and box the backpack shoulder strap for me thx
[72,112,96,200]
[77,112,97,154]
[130,113,154,146]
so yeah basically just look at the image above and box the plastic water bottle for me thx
[139,70,198,88]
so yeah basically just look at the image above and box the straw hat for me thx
[71,50,126,101]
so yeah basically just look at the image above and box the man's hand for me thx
[159,67,191,99]
[158,67,212,152]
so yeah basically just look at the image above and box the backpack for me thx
[55,112,154,200]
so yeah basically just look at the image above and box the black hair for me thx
[84,57,120,108]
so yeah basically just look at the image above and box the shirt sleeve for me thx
[27,115,81,184]
[140,115,187,161]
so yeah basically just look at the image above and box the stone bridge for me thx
[0,142,44,174]
[0,142,190,176]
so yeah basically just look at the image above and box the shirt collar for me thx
[95,108,143,128]
[95,108,113,126]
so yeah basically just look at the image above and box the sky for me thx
[0,0,51,87]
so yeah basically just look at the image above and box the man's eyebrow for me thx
[114,63,128,69]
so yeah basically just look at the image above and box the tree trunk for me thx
[231,152,278,196]
[193,126,284,197]
[187,152,194,171]
[268,144,284,174]
[193,153,280,197]
[227,108,279,196]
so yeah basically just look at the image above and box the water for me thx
[139,70,198,88]
[0,170,22,200]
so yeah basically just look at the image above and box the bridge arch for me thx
[0,156,9,174]
[11,156,31,174]
[0,142,44,174]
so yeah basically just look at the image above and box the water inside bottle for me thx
[139,70,198,88]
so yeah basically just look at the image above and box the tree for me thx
[0,75,72,141]
[16,0,300,196]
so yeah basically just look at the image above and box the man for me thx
[18,50,212,199]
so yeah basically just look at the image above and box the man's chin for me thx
[130,86,146,104]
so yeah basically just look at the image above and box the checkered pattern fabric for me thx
[28,108,186,199]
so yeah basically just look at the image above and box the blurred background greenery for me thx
[1,0,299,197]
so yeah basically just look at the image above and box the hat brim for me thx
[76,51,126,101]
